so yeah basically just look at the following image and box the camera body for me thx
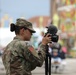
[45,25,59,42]
[50,34,59,42]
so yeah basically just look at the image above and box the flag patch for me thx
[28,46,34,52]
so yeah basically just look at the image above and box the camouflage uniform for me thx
[2,18,47,75]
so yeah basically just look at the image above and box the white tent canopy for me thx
[0,28,15,47]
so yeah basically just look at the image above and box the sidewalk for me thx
[0,58,76,75]
[32,58,76,75]
[32,67,45,75]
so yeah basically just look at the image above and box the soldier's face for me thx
[24,29,32,41]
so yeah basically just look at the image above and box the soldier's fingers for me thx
[48,38,51,41]
[48,36,51,39]
[46,33,51,37]
[46,37,51,42]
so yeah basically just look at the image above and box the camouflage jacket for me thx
[2,36,47,75]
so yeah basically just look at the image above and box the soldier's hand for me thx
[41,33,51,45]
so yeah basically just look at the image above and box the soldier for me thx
[2,18,51,75]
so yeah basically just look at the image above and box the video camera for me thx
[45,25,59,42]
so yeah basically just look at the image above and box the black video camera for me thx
[45,25,59,42]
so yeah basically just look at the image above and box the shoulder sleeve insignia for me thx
[28,46,39,58]
[28,46,34,52]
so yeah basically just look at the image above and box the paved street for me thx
[0,58,76,75]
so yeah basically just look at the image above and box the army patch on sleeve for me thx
[28,46,39,58]
[28,46,34,52]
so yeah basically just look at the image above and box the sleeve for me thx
[20,41,47,67]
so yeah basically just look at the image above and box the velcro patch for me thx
[28,46,39,58]
[28,46,34,52]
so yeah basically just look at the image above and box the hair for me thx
[10,23,27,34]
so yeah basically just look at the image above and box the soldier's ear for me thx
[20,28,25,34]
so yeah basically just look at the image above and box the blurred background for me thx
[0,0,76,58]
[0,0,76,75]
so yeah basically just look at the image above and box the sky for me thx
[0,0,50,46]
[0,0,50,21]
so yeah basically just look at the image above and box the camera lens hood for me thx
[46,25,58,34]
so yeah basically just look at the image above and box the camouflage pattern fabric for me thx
[2,36,47,75]
[15,18,36,33]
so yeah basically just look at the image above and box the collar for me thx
[13,35,23,41]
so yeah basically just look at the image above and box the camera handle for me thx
[45,45,51,75]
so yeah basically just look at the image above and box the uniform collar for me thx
[13,35,23,41]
